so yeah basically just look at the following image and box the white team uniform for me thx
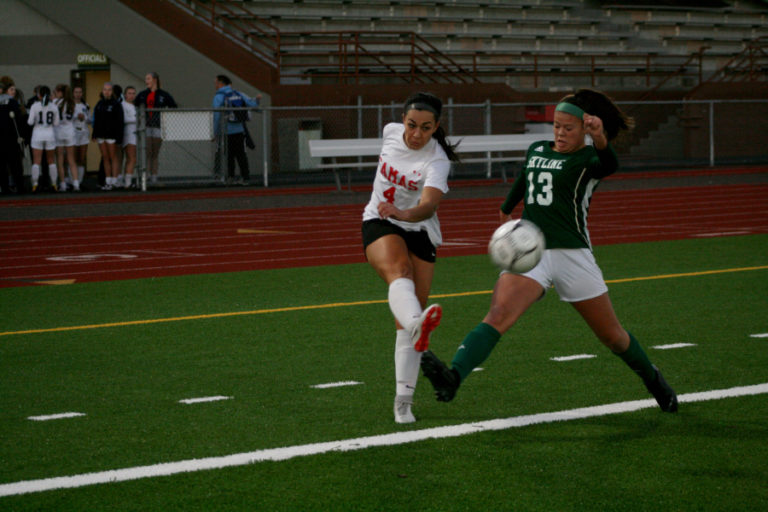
[27,101,60,150]
[73,102,90,146]
[362,122,451,247]
[122,100,137,147]
[53,99,75,147]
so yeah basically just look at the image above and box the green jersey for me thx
[501,141,619,250]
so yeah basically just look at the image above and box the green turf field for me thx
[1,235,767,511]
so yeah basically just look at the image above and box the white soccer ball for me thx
[488,219,545,273]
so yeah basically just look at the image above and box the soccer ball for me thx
[488,219,545,273]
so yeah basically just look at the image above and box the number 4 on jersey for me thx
[383,186,396,203]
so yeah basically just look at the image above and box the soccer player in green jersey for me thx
[421,89,678,413]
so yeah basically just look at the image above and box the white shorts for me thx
[56,135,75,147]
[517,248,608,302]
[123,128,137,147]
[30,138,57,151]
[74,128,90,146]
[96,138,117,145]
[146,127,161,139]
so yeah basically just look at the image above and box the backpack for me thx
[223,89,249,123]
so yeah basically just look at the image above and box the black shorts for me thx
[362,219,437,263]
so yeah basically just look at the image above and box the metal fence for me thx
[138,99,768,189]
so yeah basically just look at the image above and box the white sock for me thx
[395,329,421,396]
[48,164,57,185]
[125,174,133,186]
[388,278,422,332]
[31,164,40,185]
[73,179,80,190]
[77,165,85,178]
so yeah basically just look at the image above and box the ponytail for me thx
[559,88,634,141]
[39,85,51,106]
[432,125,460,163]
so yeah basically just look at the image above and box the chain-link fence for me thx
[137,99,768,189]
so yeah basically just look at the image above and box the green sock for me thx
[451,322,502,381]
[614,332,656,383]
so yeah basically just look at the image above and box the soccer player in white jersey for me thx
[121,86,138,188]
[421,89,678,414]
[361,92,460,423]
[54,84,80,191]
[27,85,60,192]
[72,86,90,183]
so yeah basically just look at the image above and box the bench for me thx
[308,133,549,190]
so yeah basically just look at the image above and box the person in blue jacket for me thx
[213,75,261,185]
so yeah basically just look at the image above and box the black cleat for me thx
[645,365,678,413]
[421,350,460,402]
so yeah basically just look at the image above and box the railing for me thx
[167,0,280,68]
[276,31,480,84]
[701,36,768,84]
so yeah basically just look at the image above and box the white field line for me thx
[310,381,363,389]
[3,382,766,498]
[750,333,768,338]
[652,343,697,350]
[550,354,597,362]
[27,412,86,422]
[178,396,232,405]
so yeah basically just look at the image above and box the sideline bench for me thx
[309,134,549,190]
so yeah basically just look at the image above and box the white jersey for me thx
[362,122,451,247]
[73,101,89,133]
[53,98,75,141]
[122,100,137,146]
[27,100,60,144]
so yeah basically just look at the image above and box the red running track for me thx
[1,183,766,288]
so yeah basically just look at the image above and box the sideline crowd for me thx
[1,71,259,195]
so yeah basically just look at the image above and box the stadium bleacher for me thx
[211,0,767,91]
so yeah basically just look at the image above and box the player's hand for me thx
[377,201,401,220]
[499,210,512,224]
[583,114,608,148]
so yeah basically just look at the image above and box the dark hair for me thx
[403,92,460,162]
[113,84,123,101]
[54,83,75,115]
[559,88,634,141]
[148,71,161,88]
[216,74,232,86]
[39,85,51,106]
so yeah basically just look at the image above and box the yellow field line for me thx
[2,265,766,338]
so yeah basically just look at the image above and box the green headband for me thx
[555,102,585,119]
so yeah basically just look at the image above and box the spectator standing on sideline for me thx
[72,85,90,182]
[121,85,137,189]
[53,84,80,191]
[134,72,176,185]
[27,85,59,192]
[111,84,124,187]
[0,81,25,194]
[92,82,123,191]
[212,74,260,185]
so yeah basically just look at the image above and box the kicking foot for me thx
[421,350,460,402]
[411,304,442,352]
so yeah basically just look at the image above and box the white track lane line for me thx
[2,382,766,498]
